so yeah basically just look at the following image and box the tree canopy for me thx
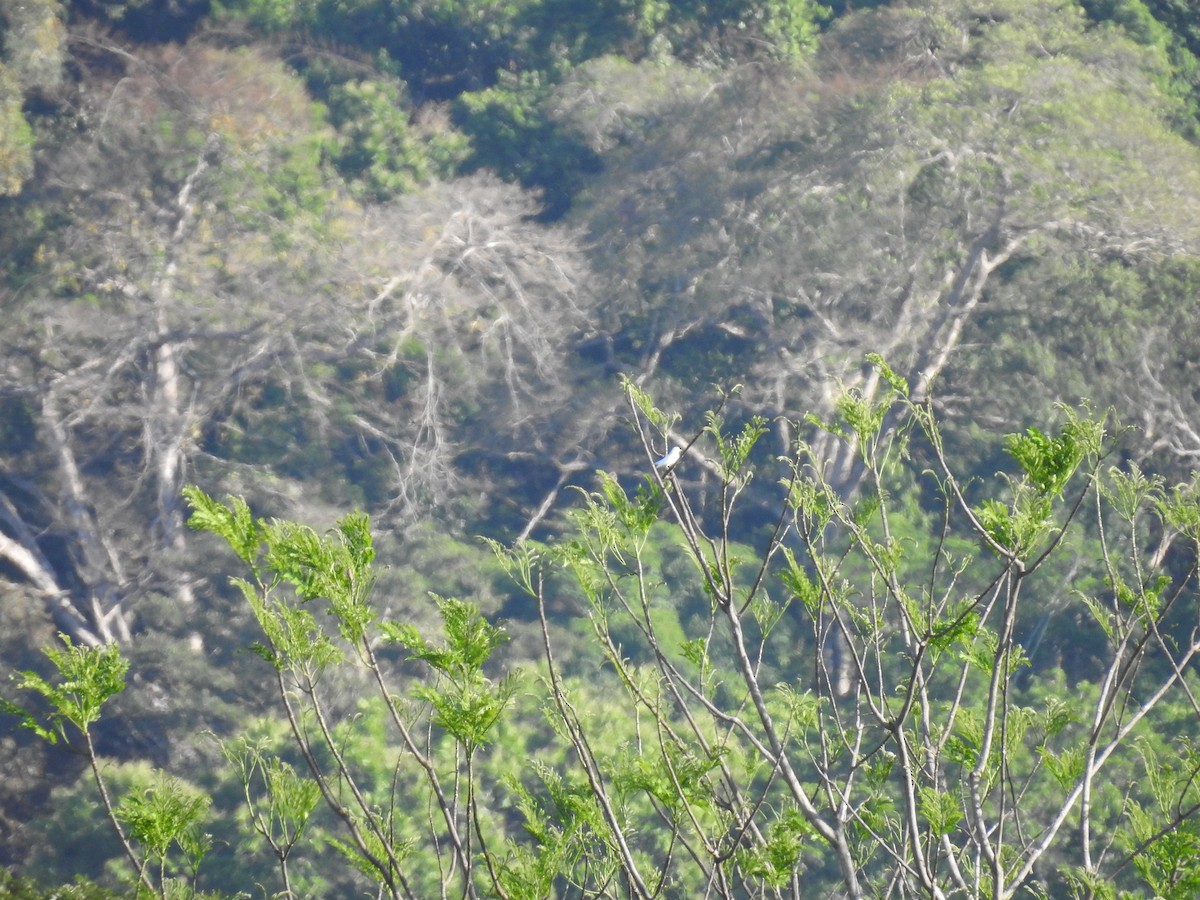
[3,0,1200,895]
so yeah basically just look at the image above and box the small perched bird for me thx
[655,446,683,469]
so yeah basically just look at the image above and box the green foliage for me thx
[185,487,540,894]
[733,0,830,60]
[7,0,1200,894]
[1158,477,1200,543]
[779,547,821,616]
[181,487,262,567]
[0,870,121,899]
[455,70,602,215]
[734,808,812,887]
[917,785,962,838]
[14,382,1200,897]
[203,0,831,211]
[0,0,64,194]
[0,65,33,194]
[1082,0,1200,135]
[217,734,320,858]
[383,595,517,749]
[968,407,1110,556]
[115,774,211,875]
[1106,734,1200,897]
[1,638,128,743]
[705,407,767,483]
[2,642,222,897]
[499,760,614,897]
[385,595,506,675]
[624,376,679,436]
[1006,426,1085,497]
[326,77,468,200]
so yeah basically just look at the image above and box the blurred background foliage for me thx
[3,0,1200,893]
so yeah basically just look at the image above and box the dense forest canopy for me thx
[2,0,1200,896]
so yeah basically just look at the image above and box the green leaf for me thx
[261,513,378,644]
[779,548,822,616]
[116,773,209,860]
[0,696,57,743]
[974,497,1020,551]
[1101,462,1161,521]
[865,353,909,397]
[773,683,822,731]
[5,636,128,741]
[835,388,888,443]
[383,596,515,749]
[705,408,767,482]
[223,739,319,857]
[918,785,962,837]
[416,672,520,750]
[484,537,540,597]
[751,593,784,637]
[1038,696,1077,740]
[183,485,263,566]
[1039,745,1085,792]
[1159,478,1200,542]
[679,636,712,681]
[384,595,507,675]
[735,808,814,888]
[623,377,677,434]
[927,603,980,656]
[1005,417,1092,497]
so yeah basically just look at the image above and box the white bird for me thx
[654,446,683,469]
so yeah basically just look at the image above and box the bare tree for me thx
[338,173,595,522]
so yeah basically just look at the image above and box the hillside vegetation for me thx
[2,0,1200,897]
